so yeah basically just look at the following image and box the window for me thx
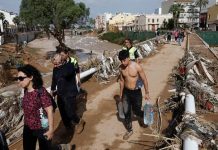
[148,19,150,22]
[157,19,159,22]
[152,19,154,23]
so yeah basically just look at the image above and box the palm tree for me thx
[169,4,183,28]
[195,0,209,14]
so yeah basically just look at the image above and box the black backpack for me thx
[37,88,57,112]
[0,130,9,150]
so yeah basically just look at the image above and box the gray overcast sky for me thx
[0,0,215,18]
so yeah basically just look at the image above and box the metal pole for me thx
[185,94,196,114]
[183,94,198,150]
[186,32,190,52]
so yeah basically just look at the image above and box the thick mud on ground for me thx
[9,39,185,150]
[54,43,184,150]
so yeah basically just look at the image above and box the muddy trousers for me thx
[122,88,143,132]
[57,95,80,128]
[23,125,52,150]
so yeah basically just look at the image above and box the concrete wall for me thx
[16,32,38,44]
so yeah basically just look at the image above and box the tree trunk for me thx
[48,27,66,48]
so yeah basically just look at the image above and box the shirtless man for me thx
[118,50,150,140]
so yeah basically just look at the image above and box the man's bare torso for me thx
[121,61,139,90]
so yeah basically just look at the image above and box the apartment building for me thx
[108,13,136,31]
[123,15,146,31]
[95,13,113,31]
[108,12,173,32]
[207,1,218,31]
[162,0,200,27]
[174,0,200,27]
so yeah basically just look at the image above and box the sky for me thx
[0,0,162,17]
[0,0,216,18]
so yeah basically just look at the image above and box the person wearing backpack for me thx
[16,64,54,150]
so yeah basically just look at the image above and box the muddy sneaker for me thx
[75,119,85,134]
[123,130,133,140]
[59,143,71,150]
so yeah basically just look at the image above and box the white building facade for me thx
[108,13,136,31]
[0,10,17,45]
[124,15,146,31]
[161,0,200,27]
[108,12,173,32]
[0,10,17,29]
[145,14,173,31]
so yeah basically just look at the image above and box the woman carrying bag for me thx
[16,64,54,150]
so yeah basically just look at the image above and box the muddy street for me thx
[9,40,185,150]
[67,43,184,150]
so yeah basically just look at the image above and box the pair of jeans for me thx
[57,95,80,128]
[23,125,52,150]
[122,88,143,132]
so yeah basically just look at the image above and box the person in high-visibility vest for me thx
[122,38,143,63]
[51,47,85,134]
[55,47,81,88]
[120,39,143,89]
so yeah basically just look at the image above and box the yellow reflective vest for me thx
[122,46,137,60]
[70,57,78,65]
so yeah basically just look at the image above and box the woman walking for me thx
[16,64,54,150]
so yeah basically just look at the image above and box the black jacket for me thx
[51,60,78,97]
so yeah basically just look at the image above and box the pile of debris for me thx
[86,37,162,84]
[184,51,218,112]
[155,49,218,149]
[0,90,23,145]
